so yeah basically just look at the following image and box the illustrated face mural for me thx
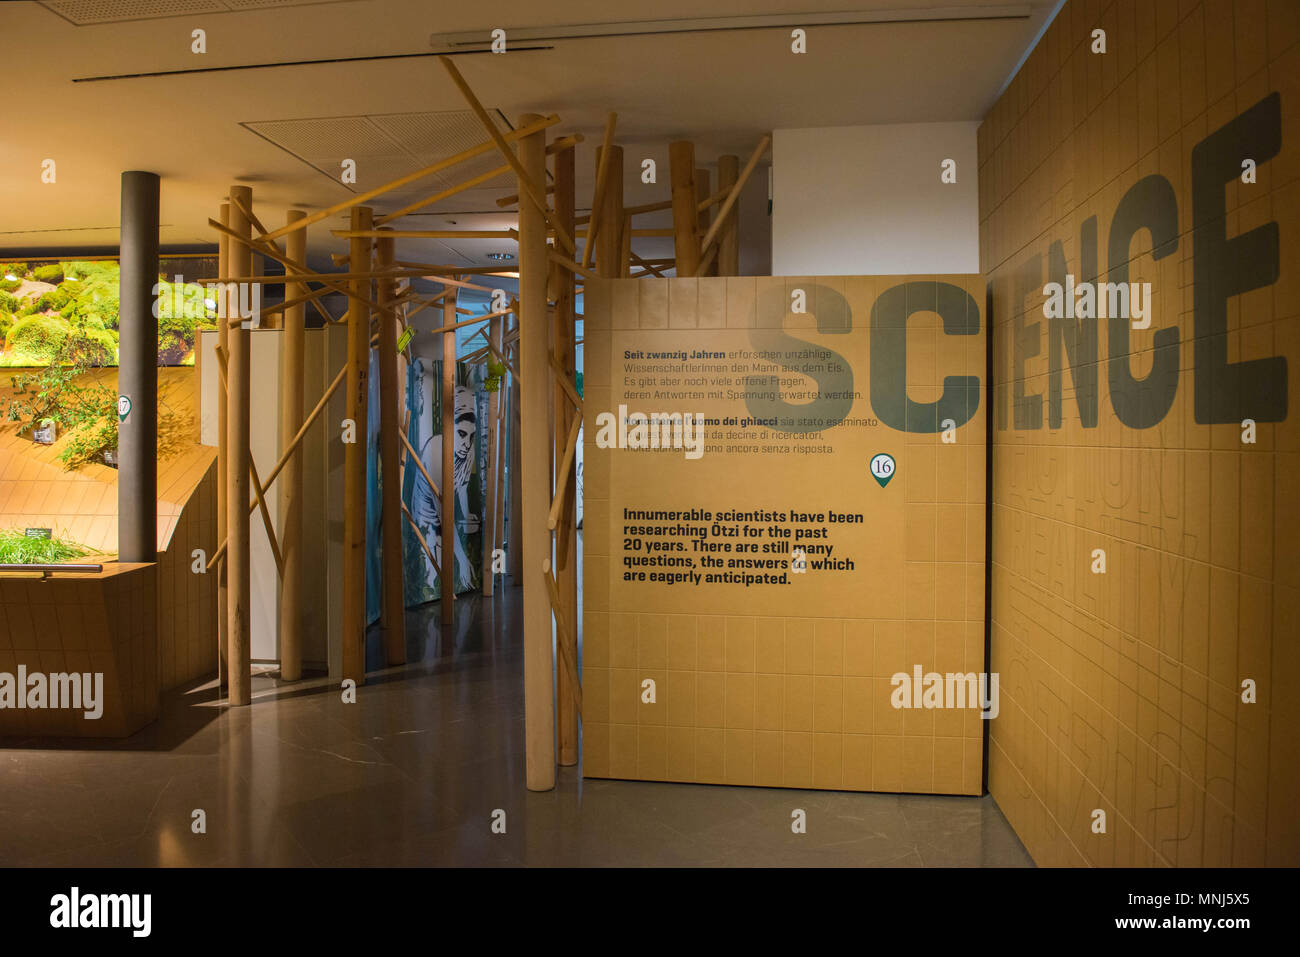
[453,385,476,489]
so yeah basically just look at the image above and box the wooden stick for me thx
[669,141,701,276]
[278,208,307,681]
[226,185,253,706]
[625,198,674,217]
[695,241,719,278]
[715,154,740,275]
[595,144,624,278]
[496,183,555,208]
[259,114,560,242]
[620,210,632,278]
[341,205,372,686]
[695,168,714,276]
[481,313,502,596]
[402,500,442,580]
[439,56,576,256]
[548,353,582,413]
[424,306,514,338]
[376,231,406,665]
[516,114,557,790]
[575,227,673,237]
[628,249,668,278]
[399,428,441,498]
[581,112,618,269]
[248,456,284,579]
[208,362,348,570]
[542,559,583,718]
[697,134,771,268]
[485,338,519,382]
[548,249,598,282]
[439,287,456,627]
[546,413,582,529]
[215,202,230,687]
[552,140,578,766]
[207,218,340,324]
[333,229,518,240]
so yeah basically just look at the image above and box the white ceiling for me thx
[0,0,1056,279]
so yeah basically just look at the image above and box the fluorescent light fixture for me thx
[431,4,1031,47]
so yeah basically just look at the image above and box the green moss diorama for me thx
[0,259,216,368]
[0,527,92,565]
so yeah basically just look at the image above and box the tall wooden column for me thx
[519,113,557,790]
[279,208,307,681]
[507,304,522,583]
[555,144,579,766]
[226,184,253,706]
[342,206,372,686]
[482,314,501,597]
[440,289,457,627]
[216,202,230,687]
[716,154,740,276]
[376,231,406,662]
[595,145,623,278]
[669,141,701,276]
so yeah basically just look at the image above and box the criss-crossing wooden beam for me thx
[696,134,771,273]
[581,112,618,269]
[438,56,576,256]
[257,113,561,243]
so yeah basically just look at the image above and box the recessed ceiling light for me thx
[487,252,514,261]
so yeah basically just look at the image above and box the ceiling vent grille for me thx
[40,0,355,25]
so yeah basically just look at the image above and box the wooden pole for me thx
[278,209,306,681]
[581,112,619,270]
[216,202,230,689]
[342,206,372,687]
[697,134,771,268]
[440,287,457,627]
[595,145,624,280]
[554,143,579,766]
[695,168,714,276]
[495,355,508,575]
[227,185,253,706]
[438,58,575,255]
[482,314,501,597]
[507,302,522,583]
[716,154,740,276]
[518,114,557,790]
[376,231,406,665]
[669,142,701,276]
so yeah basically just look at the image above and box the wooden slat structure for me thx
[196,57,769,791]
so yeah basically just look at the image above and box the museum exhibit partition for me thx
[582,275,988,793]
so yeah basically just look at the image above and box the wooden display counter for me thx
[0,563,158,738]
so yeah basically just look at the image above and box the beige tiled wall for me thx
[981,0,1299,865]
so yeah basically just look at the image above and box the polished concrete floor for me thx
[1,586,1033,867]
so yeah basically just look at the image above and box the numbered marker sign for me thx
[869,452,896,488]
[117,395,132,422]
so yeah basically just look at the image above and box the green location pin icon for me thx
[117,394,132,423]
[869,452,896,488]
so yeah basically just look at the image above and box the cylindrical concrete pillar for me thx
[118,171,159,565]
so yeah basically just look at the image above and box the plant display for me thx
[0,259,216,367]
[3,345,192,469]
[0,527,91,565]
